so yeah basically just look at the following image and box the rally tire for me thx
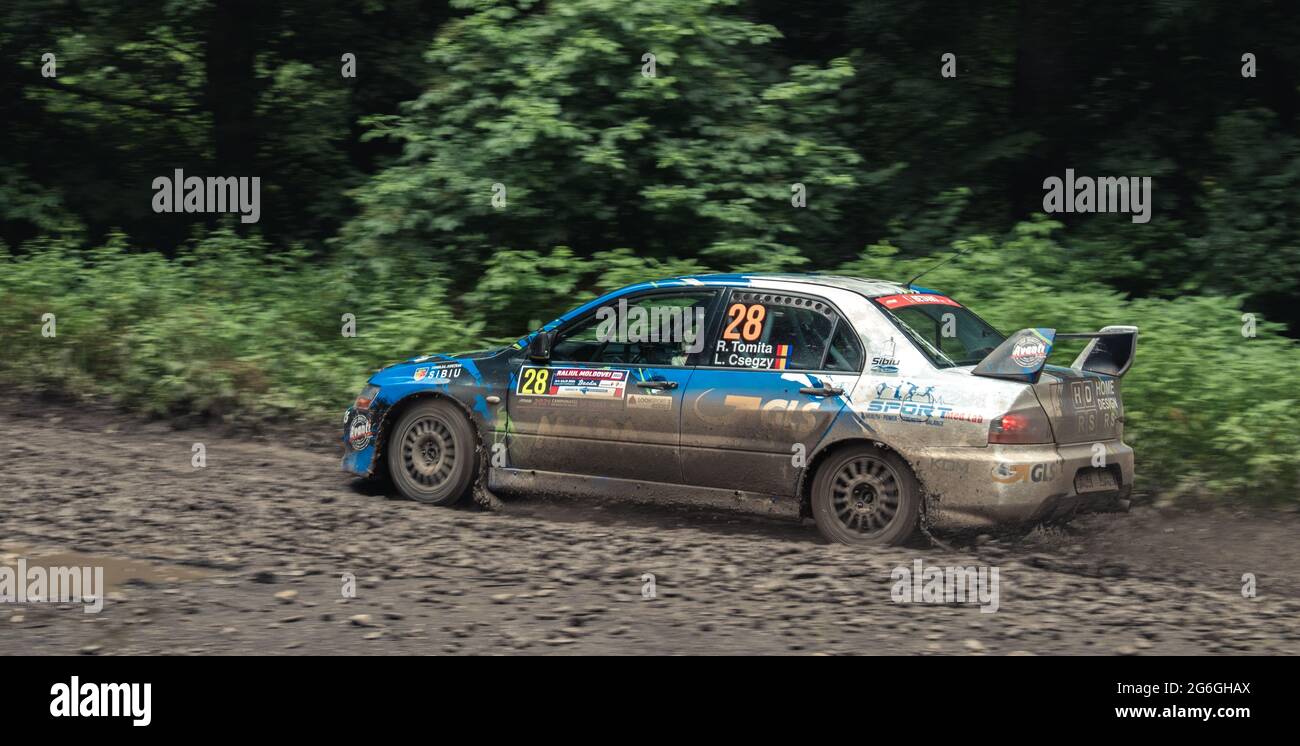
[386,399,477,506]
[810,445,920,546]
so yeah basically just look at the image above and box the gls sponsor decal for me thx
[50,676,152,726]
[991,461,1061,484]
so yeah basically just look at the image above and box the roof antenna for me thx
[905,244,975,290]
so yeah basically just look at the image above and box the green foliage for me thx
[0,231,482,420]
[342,0,861,279]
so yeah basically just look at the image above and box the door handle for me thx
[636,380,679,390]
[799,386,844,397]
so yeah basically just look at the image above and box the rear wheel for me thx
[811,445,920,546]
[386,399,477,506]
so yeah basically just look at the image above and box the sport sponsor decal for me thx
[875,294,961,309]
[517,366,629,399]
[864,398,953,427]
[862,380,982,427]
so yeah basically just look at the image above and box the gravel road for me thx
[3,395,1298,655]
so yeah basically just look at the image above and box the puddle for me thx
[1,545,210,593]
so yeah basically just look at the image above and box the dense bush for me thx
[0,231,481,420]
[2,220,1296,501]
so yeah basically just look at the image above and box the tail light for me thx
[988,405,1054,444]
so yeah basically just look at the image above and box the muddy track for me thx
[2,395,1298,655]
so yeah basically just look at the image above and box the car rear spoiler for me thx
[971,326,1138,383]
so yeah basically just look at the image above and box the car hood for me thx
[404,346,507,364]
[370,346,506,382]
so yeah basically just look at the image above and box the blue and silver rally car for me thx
[342,274,1137,546]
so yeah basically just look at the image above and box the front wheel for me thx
[386,399,477,506]
[810,446,920,546]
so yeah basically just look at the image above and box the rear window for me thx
[873,294,1004,368]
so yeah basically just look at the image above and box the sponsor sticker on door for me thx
[517,366,629,399]
[627,393,673,411]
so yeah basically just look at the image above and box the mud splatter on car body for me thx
[343,274,1137,537]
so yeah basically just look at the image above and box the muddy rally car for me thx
[342,274,1137,546]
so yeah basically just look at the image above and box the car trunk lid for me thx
[1031,366,1125,443]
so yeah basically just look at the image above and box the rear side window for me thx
[709,291,857,371]
[873,293,1004,368]
[825,324,864,372]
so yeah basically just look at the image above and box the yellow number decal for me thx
[518,367,550,395]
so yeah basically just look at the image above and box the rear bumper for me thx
[912,440,1133,530]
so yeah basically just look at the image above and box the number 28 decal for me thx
[518,367,550,395]
[722,303,766,342]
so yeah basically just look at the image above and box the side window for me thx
[709,291,850,371]
[550,292,714,366]
[825,324,864,372]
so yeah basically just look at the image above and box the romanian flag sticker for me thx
[773,344,790,370]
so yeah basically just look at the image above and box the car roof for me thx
[669,273,916,298]
[521,273,931,346]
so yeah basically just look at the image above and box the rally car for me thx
[342,274,1137,546]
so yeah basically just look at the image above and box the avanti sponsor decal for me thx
[347,412,374,451]
[1010,332,1050,368]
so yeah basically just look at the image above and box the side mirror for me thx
[526,331,554,362]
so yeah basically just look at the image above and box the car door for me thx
[680,288,864,496]
[507,289,719,482]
